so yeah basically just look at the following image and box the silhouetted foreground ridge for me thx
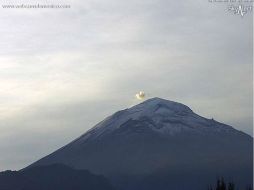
[0,164,115,190]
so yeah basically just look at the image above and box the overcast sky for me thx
[0,0,253,171]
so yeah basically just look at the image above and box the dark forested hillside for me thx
[0,164,115,190]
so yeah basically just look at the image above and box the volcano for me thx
[27,98,253,190]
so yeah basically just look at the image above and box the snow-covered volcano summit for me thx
[76,98,235,143]
[28,98,253,190]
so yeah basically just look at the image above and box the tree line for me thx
[208,178,253,190]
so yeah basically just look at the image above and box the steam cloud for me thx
[136,91,145,100]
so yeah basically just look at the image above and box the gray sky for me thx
[0,0,253,171]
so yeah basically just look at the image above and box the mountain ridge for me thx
[26,97,253,190]
[73,97,245,143]
[0,164,115,190]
